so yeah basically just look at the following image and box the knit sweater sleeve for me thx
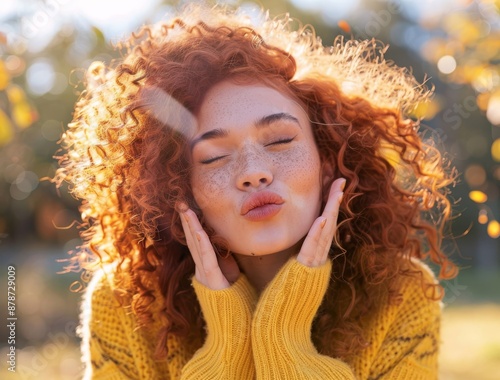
[80,269,140,380]
[366,262,442,380]
[251,258,356,379]
[250,257,441,380]
[80,268,168,380]
[180,274,257,380]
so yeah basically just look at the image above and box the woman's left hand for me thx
[178,205,240,290]
[296,177,345,267]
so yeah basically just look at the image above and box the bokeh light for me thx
[487,220,500,238]
[492,138,500,161]
[465,164,487,187]
[4,55,25,76]
[478,209,489,224]
[469,190,488,203]
[486,93,500,125]
[26,59,56,96]
[438,55,457,74]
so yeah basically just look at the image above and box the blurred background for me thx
[0,0,499,379]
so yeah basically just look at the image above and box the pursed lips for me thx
[240,191,285,216]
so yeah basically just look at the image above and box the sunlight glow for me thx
[71,0,162,39]
[289,0,361,22]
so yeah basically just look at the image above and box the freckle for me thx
[251,252,255,256]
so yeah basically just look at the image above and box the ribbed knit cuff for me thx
[181,275,257,379]
[253,257,332,343]
[251,258,355,379]
[192,274,257,335]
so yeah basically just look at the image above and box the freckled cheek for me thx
[191,167,233,211]
[275,148,322,193]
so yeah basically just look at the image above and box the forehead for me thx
[197,80,308,130]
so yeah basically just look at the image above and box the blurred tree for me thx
[417,0,500,240]
[0,3,116,248]
[0,57,37,146]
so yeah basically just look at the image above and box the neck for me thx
[233,242,301,294]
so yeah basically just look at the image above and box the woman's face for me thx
[190,80,323,256]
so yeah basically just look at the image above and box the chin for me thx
[230,237,303,257]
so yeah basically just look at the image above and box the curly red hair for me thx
[54,5,457,360]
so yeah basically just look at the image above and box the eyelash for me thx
[200,136,296,165]
[200,155,228,165]
[265,136,296,147]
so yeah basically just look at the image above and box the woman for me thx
[55,4,457,379]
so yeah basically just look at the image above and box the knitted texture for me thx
[180,275,257,379]
[251,259,355,379]
[80,258,441,379]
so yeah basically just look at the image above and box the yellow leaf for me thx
[6,84,26,104]
[0,60,10,91]
[476,92,490,111]
[410,98,442,119]
[0,109,14,145]
[12,102,35,129]
[492,138,500,162]
[462,64,488,83]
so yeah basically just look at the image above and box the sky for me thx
[0,0,472,43]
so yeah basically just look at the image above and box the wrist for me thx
[193,274,257,343]
[252,258,332,341]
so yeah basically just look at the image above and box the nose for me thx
[236,150,273,190]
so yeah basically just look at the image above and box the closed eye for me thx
[200,155,228,164]
[265,136,296,147]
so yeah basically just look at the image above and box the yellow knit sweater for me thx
[80,257,441,379]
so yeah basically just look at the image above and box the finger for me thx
[318,178,345,262]
[179,208,203,269]
[297,216,328,267]
[183,209,207,281]
[321,178,345,219]
[182,208,229,289]
[196,228,231,289]
[298,178,345,267]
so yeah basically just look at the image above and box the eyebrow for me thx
[255,112,300,128]
[190,112,300,150]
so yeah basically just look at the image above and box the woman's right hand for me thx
[178,205,240,290]
[178,206,256,380]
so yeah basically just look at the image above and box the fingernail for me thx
[176,202,188,212]
[340,179,346,191]
[320,217,327,228]
[195,231,202,241]
[338,193,344,204]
